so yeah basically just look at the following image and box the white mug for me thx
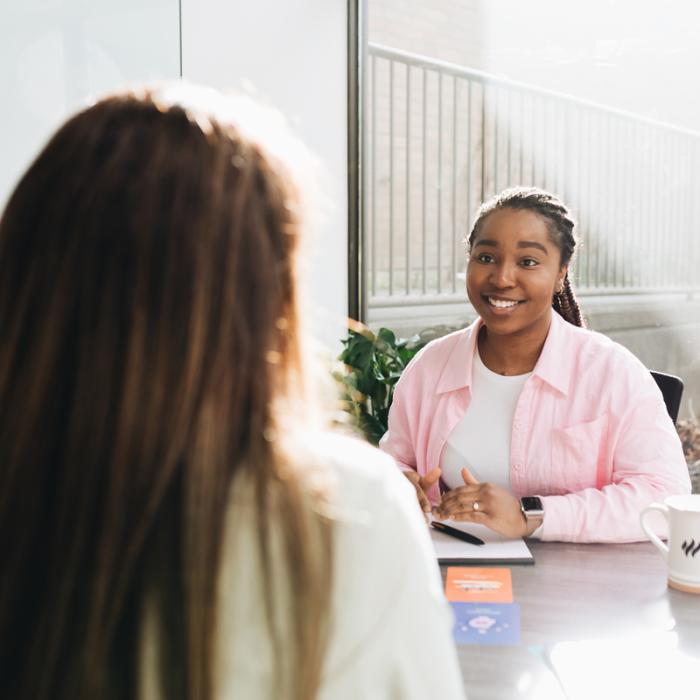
[641,494,700,594]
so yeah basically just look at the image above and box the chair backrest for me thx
[650,370,684,425]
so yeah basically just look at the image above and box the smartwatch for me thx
[520,496,544,519]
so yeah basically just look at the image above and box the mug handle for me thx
[640,503,669,559]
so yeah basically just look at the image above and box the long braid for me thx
[553,275,585,328]
[469,186,586,327]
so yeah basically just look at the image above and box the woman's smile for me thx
[484,295,525,311]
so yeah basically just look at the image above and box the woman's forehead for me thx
[476,208,556,248]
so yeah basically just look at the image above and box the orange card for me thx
[445,567,513,603]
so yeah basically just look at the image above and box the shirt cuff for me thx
[528,523,544,539]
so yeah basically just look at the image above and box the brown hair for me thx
[468,186,585,327]
[0,87,332,700]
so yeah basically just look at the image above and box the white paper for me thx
[430,519,533,563]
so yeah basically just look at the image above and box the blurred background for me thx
[363,0,700,420]
[1,1,699,425]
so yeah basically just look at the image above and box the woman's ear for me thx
[556,266,569,294]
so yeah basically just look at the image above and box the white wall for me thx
[181,0,349,351]
[0,0,348,352]
[0,0,180,209]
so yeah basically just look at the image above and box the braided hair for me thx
[468,187,585,327]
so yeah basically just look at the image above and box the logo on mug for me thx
[681,539,700,557]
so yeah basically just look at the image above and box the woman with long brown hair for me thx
[0,86,465,700]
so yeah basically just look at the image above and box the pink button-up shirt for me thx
[379,312,691,542]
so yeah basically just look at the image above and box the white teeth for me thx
[488,297,519,308]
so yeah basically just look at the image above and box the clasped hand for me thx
[405,466,534,538]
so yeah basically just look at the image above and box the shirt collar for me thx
[434,312,573,396]
[531,311,572,396]
[435,318,482,394]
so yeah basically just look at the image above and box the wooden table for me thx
[443,541,700,699]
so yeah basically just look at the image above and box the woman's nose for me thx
[490,262,516,288]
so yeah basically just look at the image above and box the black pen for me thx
[431,521,485,546]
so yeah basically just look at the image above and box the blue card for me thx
[451,602,520,646]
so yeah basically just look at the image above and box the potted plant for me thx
[334,320,428,445]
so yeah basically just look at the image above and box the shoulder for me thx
[400,325,474,383]
[299,430,430,558]
[558,319,655,391]
[307,431,416,513]
[301,430,434,591]
[413,326,472,363]
[568,322,646,369]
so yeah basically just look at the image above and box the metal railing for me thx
[364,43,700,317]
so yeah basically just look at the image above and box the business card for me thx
[451,602,521,646]
[445,567,513,602]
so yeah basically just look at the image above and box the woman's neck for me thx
[477,321,551,376]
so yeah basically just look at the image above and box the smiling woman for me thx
[379,186,691,543]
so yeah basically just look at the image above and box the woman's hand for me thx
[403,467,441,517]
[434,468,536,538]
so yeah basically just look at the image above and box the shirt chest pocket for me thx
[551,415,608,493]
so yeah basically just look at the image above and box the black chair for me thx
[650,370,684,425]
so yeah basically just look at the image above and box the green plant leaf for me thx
[337,324,430,445]
[340,332,374,372]
[359,411,387,446]
[377,327,397,346]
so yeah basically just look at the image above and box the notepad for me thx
[430,520,534,564]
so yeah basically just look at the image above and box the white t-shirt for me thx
[141,433,467,700]
[440,349,530,491]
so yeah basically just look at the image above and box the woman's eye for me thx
[476,253,494,263]
[520,258,538,268]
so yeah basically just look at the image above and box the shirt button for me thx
[514,421,522,430]
[513,462,522,471]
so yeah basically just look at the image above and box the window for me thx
[354,0,700,417]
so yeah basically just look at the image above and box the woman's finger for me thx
[440,484,481,501]
[419,466,441,490]
[403,470,420,485]
[461,467,480,485]
[415,486,431,513]
[449,511,489,523]
[402,471,432,513]
[416,487,433,513]
[436,501,482,520]
[438,487,481,510]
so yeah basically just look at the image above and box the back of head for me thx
[0,86,331,700]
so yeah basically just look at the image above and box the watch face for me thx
[521,496,543,512]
